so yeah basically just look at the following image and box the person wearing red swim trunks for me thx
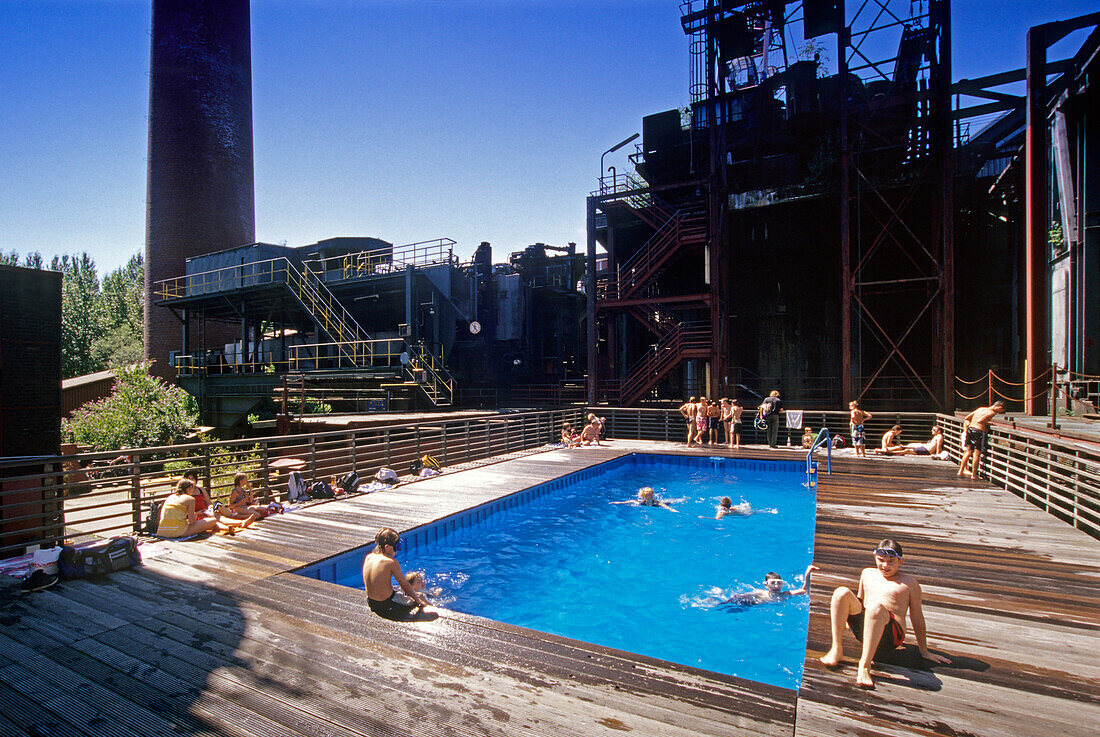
[818,539,950,689]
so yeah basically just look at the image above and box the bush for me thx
[62,362,198,451]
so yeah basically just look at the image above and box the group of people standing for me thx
[678,396,745,449]
[678,390,786,449]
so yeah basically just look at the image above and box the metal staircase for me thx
[285,261,370,368]
[154,255,456,407]
[612,208,708,300]
[617,321,711,405]
[600,183,678,230]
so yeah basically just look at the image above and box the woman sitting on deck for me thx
[226,472,280,522]
[157,479,250,538]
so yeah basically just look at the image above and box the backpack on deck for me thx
[337,470,360,494]
[60,536,141,579]
[288,471,309,502]
[142,501,162,536]
[421,454,440,472]
[308,480,335,499]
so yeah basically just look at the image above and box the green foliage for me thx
[0,250,44,268]
[51,253,104,378]
[62,361,198,451]
[289,397,333,415]
[12,251,144,378]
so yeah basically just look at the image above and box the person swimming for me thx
[714,496,776,518]
[722,564,819,607]
[610,486,677,511]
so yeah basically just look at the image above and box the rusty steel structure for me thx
[586,0,957,410]
[838,0,953,409]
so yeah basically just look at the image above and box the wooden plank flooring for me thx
[1,441,1097,737]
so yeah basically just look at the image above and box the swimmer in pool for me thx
[392,570,443,606]
[610,486,677,511]
[713,496,775,518]
[724,564,819,606]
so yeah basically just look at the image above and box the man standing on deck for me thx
[957,401,1004,479]
[679,397,698,446]
[760,390,783,448]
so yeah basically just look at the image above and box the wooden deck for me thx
[1,441,1097,737]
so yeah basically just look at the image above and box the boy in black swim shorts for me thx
[818,539,949,689]
[362,527,429,621]
[957,401,1005,479]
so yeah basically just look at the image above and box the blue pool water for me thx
[299,454,816,689]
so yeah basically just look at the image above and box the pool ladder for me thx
[805,428,832,488]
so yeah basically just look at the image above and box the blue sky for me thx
[2,0,1097,273]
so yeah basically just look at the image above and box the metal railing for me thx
[618,322,711,405]
[154,256,293,301]
[0,409,585,558]
[807,427,833,482]
[307,238,457,282]
[403,341,455,406]
[592,407,941,447]
[938,415,1100,539]
[288,338,404,372]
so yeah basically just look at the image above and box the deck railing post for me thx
[130,451,142,532]
[309,437,317,481]
[442,424,448,465]
[386,428,391,467]
[203,446,212,499]
[261,443,271,503]
[350,430,357,473]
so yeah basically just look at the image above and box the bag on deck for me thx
[288,471,310,502]
[374,467,398,485]
[142,500,162,536]
[60,536,141,579]
[421,454,440,472]
[307,480,335,499]
[337,471,360,494]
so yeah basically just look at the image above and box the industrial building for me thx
[585,1,1099,413]
[153,237,586,428]
[143,0,1097,425]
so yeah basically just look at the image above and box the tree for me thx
[52,253,104,378]
[62,361,198,451]
[95,253,144,368]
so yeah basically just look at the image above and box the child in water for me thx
[714,496,776,518]
[611,486,677,511]
[724,564,819,606]
[392,570,443,606]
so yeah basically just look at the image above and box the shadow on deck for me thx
[3,441,1098,736]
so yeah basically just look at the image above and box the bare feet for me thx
[855,664,875,689]
[819,650,843,668]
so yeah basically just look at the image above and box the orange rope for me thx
[954,371,990,385]
[989,366,1051,386]
[1064,368,1100,380]
[955,388,990,401]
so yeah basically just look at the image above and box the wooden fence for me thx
[0,408,584,558]
[938,415,1100,539]
[4,405,1096,557]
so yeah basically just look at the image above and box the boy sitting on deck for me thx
[363,528,431,621]
[818,539,949,689]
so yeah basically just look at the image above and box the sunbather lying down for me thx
[874,427,944,456]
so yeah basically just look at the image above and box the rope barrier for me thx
[1064,368,1100,380]
[955,388,990,401]
[989,367,1051,386]
[955,371,990,385]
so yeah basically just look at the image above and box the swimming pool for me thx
[298,454,816,689]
